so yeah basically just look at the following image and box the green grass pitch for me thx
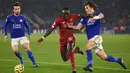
[0,34,130,73]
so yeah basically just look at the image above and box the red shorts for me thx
[60,37,75,51]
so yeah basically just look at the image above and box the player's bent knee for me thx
[100,56,106,60]
[22,43,30,51]
[61,55,68,61]
[96,50,107,60]
[12,45,19,52]
[100,55,107,60]
[62,58,68,61]
[13,49,19,53]
[61,51,69,61]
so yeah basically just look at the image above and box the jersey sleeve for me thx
[24,17,30,35]
[51,18,60,29]
[4,16,10,36]
[80,18,85,26]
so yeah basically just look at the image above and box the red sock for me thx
[68,52,75,70]
[72,49,78,54]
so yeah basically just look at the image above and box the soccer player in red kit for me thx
[37,7,83,73]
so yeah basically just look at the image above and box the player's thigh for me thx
[96,49,107,60]
[20,37,30,51]
[67,37,75,52]
[60,45,68,61]
[93,35,104,53]
[86,35,103,50]
[92,35,103,47]
[85,41,96,50]
[11,38,19,52]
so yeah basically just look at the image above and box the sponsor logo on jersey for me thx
[87,20,96,26]
[20,19,23,22]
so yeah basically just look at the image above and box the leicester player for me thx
[37,7,83,73]
[68,1,127,72]
[4,2,38,67]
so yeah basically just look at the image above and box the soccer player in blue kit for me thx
[68,1,127,72]
[4,2,38,67]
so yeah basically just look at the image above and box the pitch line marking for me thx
[0,58,129,72]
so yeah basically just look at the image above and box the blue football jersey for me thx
[4,14,30,38]
[80,11,101,40]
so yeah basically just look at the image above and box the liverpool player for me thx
[37,7,83,73]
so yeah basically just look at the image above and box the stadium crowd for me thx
[0,0,130,29]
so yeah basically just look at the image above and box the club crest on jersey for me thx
[20,19,23,22]
[62,22,67,28]
[70,18,73,22]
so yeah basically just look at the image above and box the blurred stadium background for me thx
[0,0,130,34]
[0,0,130,73]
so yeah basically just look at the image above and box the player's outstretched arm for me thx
[88,13,104,22]
[37,17,59,43]
[37,28,54,43]
[93,13,104,19]
[68,23,83,30]
[4,17,9,42]
[24,19,31,36]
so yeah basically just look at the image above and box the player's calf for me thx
[26,50,38,67]
[62,56,69,61]
[14,51,24,66]
[12,45,24,66]
[104,55,127,69]
[22,43,38,67]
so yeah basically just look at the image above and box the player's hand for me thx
[37,38,44,44]
[88,18,94,22]
[4,36,8,42]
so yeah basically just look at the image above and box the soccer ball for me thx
[14,64,24,73]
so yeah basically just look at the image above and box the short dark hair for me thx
[13,2,21,7]
[83,1,98,11]
[62,7,70,13]
[62,7,69,11]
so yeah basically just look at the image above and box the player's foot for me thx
[83,66,93,72]
[75,46,84,55]
[72,70,76,73]
[20,57,24,66]
[33,63,39,67]
[118,58,127,69]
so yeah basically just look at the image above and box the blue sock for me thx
[86,50,92,68]
[27,50,37,65]
[107,55,119,62]
[15,51,22,59]
[15,51,24,65]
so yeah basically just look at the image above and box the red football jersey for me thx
[51,14,80,41]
